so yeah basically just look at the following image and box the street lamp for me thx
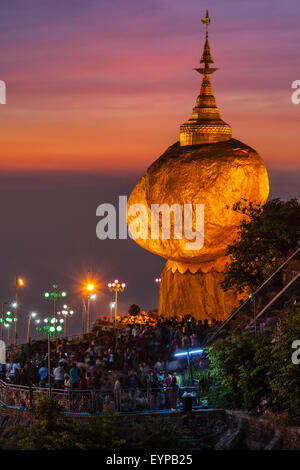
[3,322,10,345]
[27,312,38,343]
[1,301,10,340]
[57,304,74,337]
[14,277,24,344]
[155,277,161,285]
[0,310,18,345]
[174,348,204,387]
[82,283,97,334]
[107,280,126,327]
[44,284,67,320]
[37,317,64,393]
[110,302,116,323]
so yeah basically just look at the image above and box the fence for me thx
[0,379,206,414]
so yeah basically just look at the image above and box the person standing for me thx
[69,363,79,390]
[38,362,48,387]
[53,363,65,389]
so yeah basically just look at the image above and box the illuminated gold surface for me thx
[158,265,243,321]
[126,11,269,320]
[127,138,269,266]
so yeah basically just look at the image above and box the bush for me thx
[206,331,272,411]
[1,396,193,450]
[206,309,300,416]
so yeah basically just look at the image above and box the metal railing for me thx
[0,379,206,414]
[206,246,300,344]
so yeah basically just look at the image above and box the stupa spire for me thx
[200,10,213,64]
[179,10,232,147]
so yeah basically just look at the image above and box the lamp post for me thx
[44,284,67,320]
[15,277,24,344]
[155,277,161,285]
[82,283,97,334]
[86,284,94,334]
[1,301,10,340]
[57,305,74,337]
[4,323,10,346]
[110,302,116,323]
[0,310,18,346]
[174,348,204,387]
[27,312,37,343]
[107,280,126,328]
[38,317,64,394]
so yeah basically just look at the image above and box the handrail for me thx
[0,378,206,413]
[0,379,196,395]
[206,246,300,343]
[247,272,300,327]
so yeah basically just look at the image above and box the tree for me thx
[128,304,140,317]
[1,396,67,450]
[206,331,272,410]
[222,198,300,293]
[269,305,300,415]
[206,304,300,415]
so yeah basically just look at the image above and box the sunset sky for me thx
[0,0,299,341]
[0,0,299,172]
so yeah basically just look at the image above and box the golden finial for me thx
[201,10,211,37]
[200,10,214,68]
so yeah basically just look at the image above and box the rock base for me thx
[158,263,242,321]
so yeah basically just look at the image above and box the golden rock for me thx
[127,139,269,266]
[158,265,243,321]
[126,11,269,320]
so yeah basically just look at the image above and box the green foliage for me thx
[206,331,273,410]
[196,369,212,394]
[183,367,210,389]
[269,310,300,415]
[1,396,192,450]
[2,397,67,450]
[206,308,300,415]
[222,198,300,293]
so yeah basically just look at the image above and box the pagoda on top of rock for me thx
[180,10,232,146]
[127,11,269,321]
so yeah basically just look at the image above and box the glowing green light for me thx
[61,291,67,297]
[56,325,62,332]
[44,292,50,298]
[49,326,55,332]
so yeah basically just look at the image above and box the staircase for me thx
[206,246,300,344]
[247,272,300,328]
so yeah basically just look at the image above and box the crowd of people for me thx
[0,315,220,411]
